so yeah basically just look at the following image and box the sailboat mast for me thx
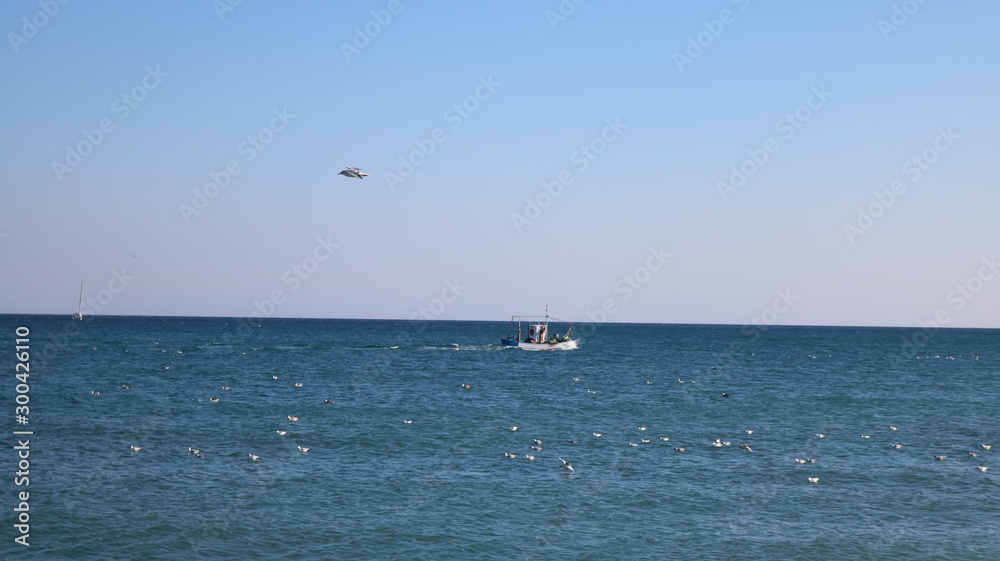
[76,281,84,318]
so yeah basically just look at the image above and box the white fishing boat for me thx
[72,281,84,320]
[500,309,577,351]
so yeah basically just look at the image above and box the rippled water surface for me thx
[2,316,998,560]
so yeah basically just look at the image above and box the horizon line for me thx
[1,312,996,331]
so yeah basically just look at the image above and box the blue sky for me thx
[2,1,999,327]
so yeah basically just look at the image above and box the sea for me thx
[1,315,997,560]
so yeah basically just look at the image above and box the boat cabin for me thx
[523,323,547,343]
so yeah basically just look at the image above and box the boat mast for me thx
[77,281,84,314]
[544,304,549,341]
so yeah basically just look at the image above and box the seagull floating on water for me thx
[981,444,992,451]
[816,434,826,438]
[130,445,142,453]
[934,455,948,461]
[248,454,260,461]
[530,445,542,451]
[525,455,535,461]
[287,416,299,421]
[674,447,686,453]
[659,436,670,442]
[889,426,898,431]
[338,167,368,179]
[744,430,754,435]
[808,477,820,483]
[890,444,903,450]
[532,439,543,445]
[297,446,310,453]
[977,466,988,472]
[504,453,517,458]
[508,426,518,432]
[276,430,287,436]
[188,447,201,454]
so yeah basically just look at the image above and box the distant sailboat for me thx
[72,281,84,320]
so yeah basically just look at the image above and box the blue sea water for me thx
[1,315,998,560]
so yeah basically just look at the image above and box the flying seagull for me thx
[338,167,368,179]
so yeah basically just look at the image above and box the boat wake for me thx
[421,343,507,352]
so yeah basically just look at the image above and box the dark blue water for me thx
[1,315,998,560]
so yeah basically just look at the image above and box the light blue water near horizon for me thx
[1,315,998,560]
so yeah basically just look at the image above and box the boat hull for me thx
[501,338,578,351]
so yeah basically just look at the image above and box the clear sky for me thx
[2,1,999,327]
